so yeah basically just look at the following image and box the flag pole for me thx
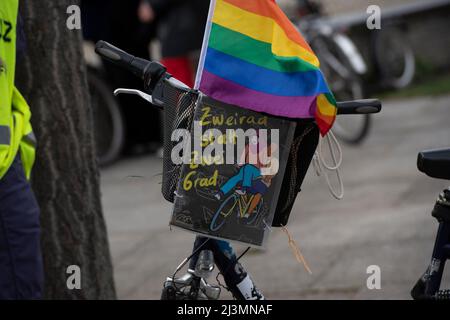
[194,0,217,90]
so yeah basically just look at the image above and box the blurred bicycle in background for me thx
[84,42,125,166]
[293,0,415,144]
[370,20,416,90]
[295,0,369,144]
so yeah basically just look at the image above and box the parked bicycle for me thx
[94,40,382,300]
[411,148,450,300]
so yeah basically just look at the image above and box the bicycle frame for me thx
[412,187,450,300]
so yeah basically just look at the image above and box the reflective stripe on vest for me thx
[0,125,11,145]
[23,131,37,147]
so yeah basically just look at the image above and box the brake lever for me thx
[114,88,161,109]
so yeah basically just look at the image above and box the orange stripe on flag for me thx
[316,113,335,126]
[316,94,337,117]
[316,101,336,120]
[223,0,314,54]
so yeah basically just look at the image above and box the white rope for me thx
[313,130,344,200]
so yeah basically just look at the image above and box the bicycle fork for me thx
[189,236,265,300]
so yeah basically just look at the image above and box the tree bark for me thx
[16,1,116,299]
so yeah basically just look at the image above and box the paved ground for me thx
[100,95,450,300]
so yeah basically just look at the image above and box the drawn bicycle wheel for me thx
[210,194,238,232]
[244,198,264,226]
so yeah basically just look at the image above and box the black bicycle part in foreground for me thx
[411,148,450,300]
[95,40,167,94]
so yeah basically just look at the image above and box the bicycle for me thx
[210,188,264,232]
[94,40,382,300]
[411,148,450,300]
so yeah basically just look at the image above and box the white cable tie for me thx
[314,130,344,200]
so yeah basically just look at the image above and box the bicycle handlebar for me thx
[95,41,149,78]
[336,99,382,115]
[94,41,382,116]
[95,41,167,91]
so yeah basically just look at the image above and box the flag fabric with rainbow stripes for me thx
[195,0,337,135]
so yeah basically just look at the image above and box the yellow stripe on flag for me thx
[213,0,320,68]
[317,94,337,117]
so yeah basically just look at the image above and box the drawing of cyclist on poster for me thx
[215,142,279,220]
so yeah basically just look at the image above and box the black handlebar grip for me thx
[336,99,382,115]
[417,148,450,180]
[95,40,149,79]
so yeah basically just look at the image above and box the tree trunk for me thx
[16,1,116,299]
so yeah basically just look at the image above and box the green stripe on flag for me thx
[209,23,318,74]
[324,92,337,106]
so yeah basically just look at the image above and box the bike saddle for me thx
[417,148,450,180]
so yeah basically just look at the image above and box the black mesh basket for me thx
[158,78,199,202]
[272,120,319,227]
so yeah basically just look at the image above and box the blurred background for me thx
[81,0,450,299]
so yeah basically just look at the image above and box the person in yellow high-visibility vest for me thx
[0,0,43,299]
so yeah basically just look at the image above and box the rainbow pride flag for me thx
[195,0,337,135]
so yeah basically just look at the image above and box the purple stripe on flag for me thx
[200,70,316,119]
